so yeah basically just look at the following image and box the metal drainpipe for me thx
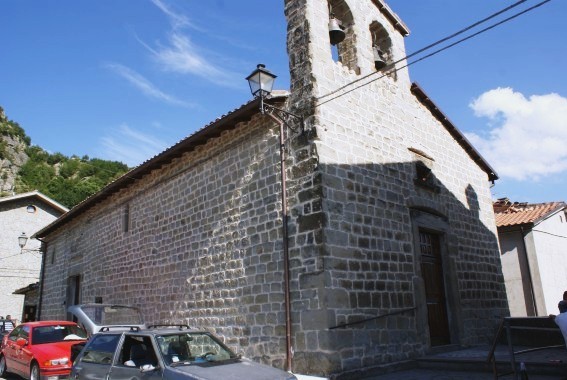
[37,238,47,321]
[520,226,538,316]
[266,112,293,372]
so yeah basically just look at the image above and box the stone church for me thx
[35,0,508,377]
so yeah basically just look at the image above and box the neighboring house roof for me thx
[13,282,39,295]
[0,191,69,214]
[411,83,498,182]
[493,198,566,228]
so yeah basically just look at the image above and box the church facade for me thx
[36,0,508,378]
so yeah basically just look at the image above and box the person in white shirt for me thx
[4,315,15,333]
[554,300,567,347]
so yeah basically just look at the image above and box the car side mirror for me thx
[16,338,28,347]
[140,364,156,373]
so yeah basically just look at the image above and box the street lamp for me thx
[246,64,304,133]
[18,232,42,253]
[246,63,276,99]
[246,64,307,372]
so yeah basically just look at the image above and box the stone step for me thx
[415,346,567,377]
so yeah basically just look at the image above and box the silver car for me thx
[69,304,297,380]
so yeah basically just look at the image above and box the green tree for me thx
[2,106,131,208]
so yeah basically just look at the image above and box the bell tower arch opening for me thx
[328,0,360,74]
[369,21,397,79]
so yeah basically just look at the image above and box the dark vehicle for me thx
[69,304,297,380]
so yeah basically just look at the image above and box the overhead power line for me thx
[531,229,567,239]
[0,268,40,273]
[0,252,39,261]
[0,275,40,279]
[316,0,552,107]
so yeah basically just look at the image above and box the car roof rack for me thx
[147,324,191,330]
[99,326,141,332]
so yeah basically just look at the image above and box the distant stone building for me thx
[0,191,67,321]
[35,0,508,377]
[494,198,567,317]
[13,282,40,322]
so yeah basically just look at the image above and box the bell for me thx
[373,46,387,71]
[329,17,345,45]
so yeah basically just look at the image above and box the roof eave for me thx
[411,83,499,182]
[372,0,411,36]
[532,203,567,226]
[34,95,287,240]
[0,191,69,213]
[496,222,534,231]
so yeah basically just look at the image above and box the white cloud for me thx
[105,63,195,108]
[147,0,239,88]
[146,33,238,87]
[100,124,169,167]
[150,0,204,32]
[466,88,567,181]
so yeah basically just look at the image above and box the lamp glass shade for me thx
[18,232,28,248]
[246,64,276,97]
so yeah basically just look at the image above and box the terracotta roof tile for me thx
[493,199,566,227]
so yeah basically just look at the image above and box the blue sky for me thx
[1,0,566,204]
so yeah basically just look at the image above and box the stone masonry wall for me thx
[284,0,508,376]
[40,113,311,370]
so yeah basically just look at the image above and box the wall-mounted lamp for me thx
[18,232,42,254]
[246,63,276,99]
[246,64,307,372]
[246,64,304,134]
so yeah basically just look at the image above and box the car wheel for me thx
[30,362,40,380]
[0,354,7,377]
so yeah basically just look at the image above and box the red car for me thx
[0,321,87,380]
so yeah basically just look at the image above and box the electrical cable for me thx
[0,267,40,272]
[0,252,33,261]
[316,0,551,107]
[531,229,567,239]
[0,275,41,279]
[318,0,530,101]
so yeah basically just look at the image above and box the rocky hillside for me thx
[0,107,29,194]
[0,106,129,208]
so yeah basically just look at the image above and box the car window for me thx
[7,326,27,342]
[190,333,232,360]
[156,332,235,365]
[80,334,121,365]
[80,305,143,326]
[156,334,192,365]
[117,335,158,368]
[32,324,87,344]
[7,326,19,341]
[20,326,30,340]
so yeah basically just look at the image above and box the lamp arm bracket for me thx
[20,248,43,254]
[262,103,305,135]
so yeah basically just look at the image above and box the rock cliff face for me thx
[0,107,29,195]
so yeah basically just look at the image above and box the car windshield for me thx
[79,305,144,326]
[156,332,237,366]
[32,324,87,344]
